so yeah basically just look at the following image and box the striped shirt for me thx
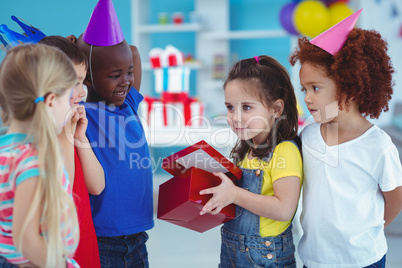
[0,129,78,266]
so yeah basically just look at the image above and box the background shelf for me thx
[137,23,203,33]
[201,29,289,40]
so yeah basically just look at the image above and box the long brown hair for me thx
[225,55,299,164]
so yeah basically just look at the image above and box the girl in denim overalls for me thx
[200,55,303,268]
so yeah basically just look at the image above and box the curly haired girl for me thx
[290,19,402,268]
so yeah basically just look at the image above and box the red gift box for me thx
[158,140,242,233]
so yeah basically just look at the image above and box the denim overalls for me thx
[219,144,297,268]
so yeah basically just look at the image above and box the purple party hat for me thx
[82,0,124,46]
[310,8,362,55]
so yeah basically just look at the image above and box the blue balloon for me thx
[279,3,299,35]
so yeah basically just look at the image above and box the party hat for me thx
[0,34,10,51]
[82,0,124,46]
[310,8,362,55]
[11,16,46,43]
[0,24,31,46]
[0,16,46,50]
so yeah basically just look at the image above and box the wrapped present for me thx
[139,100,181,128]
[140,93,204,127]
[141,96,161,126]
[161,92,203,126]
[149,47,164,68]
[154,67,190,94]
[149,45,183,68]
[158,140,242,233]
[149,45,189,94]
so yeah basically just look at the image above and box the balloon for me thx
[294,1,330,38]
[328,2,353,27]
[279,3,299,35]
[322,0,350,6]
[322,0,337,5]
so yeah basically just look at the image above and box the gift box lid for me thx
[162,140,242,180]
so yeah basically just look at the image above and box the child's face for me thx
[225,79,276,145]
[300,62,339,124]
[71,63,87,105]
[91,42,134,106]
[50,88,74,134]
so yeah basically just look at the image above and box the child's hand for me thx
[73,105,88,142]
[199,172,238,215]
[63,105,79,144]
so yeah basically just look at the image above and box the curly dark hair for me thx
[225,55,300,164]
[289,28,394,119]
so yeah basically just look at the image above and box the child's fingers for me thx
[200,201,213,215]
[210,207,223,215]
[213,172,230,182]
[199,189,215,215]
[199,187,215,196]
[70,110,79,124]
[76,105,86,117]
[199,172,233,215]
[200,199,222,215]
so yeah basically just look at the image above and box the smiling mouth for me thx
[113,91,127,97]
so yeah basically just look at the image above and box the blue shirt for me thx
[83,89,154,236]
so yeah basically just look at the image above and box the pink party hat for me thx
[310,8,362,55]
[82,0,124,46]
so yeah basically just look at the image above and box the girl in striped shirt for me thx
[0,44,80,267]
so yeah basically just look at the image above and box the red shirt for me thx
[72,148,101,268]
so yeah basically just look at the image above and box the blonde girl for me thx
[0,44,79,267]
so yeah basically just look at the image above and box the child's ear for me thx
[273,99,285,117]
[44,92,56,108]
[84,71,92,88]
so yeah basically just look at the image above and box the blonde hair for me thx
[0,44,79,267]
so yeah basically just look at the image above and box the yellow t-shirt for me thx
[239,141,303,237]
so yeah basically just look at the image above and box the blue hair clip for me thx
[34,96,44,104]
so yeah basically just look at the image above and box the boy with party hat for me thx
[76,0,153,266]
[290,9,402,268]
